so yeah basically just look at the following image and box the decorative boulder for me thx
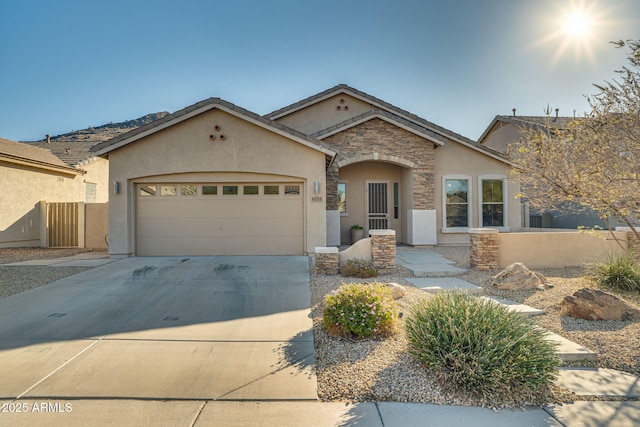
[561,288,640,321]
[385,282,406,300]
[491,262,551,290]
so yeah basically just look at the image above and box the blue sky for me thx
[1,0,638,142]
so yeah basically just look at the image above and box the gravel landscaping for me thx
[0,248,95,299]
[311,246,640,407]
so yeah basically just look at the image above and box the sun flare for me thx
[531,0,610,65]
[563,11,593,39]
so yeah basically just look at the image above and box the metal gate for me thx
[367,182,389,230]
[48,202,80,247]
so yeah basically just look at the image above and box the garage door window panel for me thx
[264,185,279,195]
[202,185,218,195]
[161,185,177,196]
[285,185,300,195]
[140,185,157,196]
[181,185,197,196]
[243,185,259,195]
[223,185,238,195]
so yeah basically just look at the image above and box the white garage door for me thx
[136,183,304,256]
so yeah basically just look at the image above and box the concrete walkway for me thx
[1,250,640,426]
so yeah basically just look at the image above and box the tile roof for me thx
[0,137,81,173]
[91,98,336,157]
[477,114,582,144]
[24,140,99,167]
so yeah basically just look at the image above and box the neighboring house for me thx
[477,113,607,229]
[92,84,521,257]
[0,137,109,248]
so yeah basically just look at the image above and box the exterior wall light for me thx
[314,181,321,194]
[114,181,121,195]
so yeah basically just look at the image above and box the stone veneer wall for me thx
[370,230,396,274]
[469,228,499,270]
[314,247,339,275]
[324,118,436,211]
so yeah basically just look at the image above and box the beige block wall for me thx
[0,161,83,247]
[498,231,627,268]
[82,158,110,203]
[434,141,521,245]
[107,108,328,256]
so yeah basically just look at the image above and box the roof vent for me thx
[46,134,51,143]
[555,108,559,120]
[512,108,516,117]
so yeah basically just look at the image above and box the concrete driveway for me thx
[0,256,316,401]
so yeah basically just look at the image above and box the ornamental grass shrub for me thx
[589,252,640,292]
[341,259,379,278]
[323,282,398,340]
[405,292,559,402]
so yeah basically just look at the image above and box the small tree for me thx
[510,40,640,247]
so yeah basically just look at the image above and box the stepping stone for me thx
[407,278,483,295]
[557,368,640,397]
[545,331,597,362]
[480,296,545,316]
[400,263,466,277]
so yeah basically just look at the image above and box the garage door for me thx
[136,183,304,256]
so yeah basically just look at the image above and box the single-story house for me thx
[477,112,608,229]
[92,84,521,257]
[0,137,108,248]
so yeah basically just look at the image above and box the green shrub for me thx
[341,259,379,278]
[589,252,640,292]
[323,282,398,339]
[405,292,559,402]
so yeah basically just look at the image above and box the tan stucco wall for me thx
[0,161,83,247]
[85,203,108,249]
[434,141,521,245]
[82,158,110,203]
[480,122,521,154]
[275,94,378,135]
[106,108,328,255]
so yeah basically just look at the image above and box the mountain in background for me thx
[30,112,170,143]
[21,111,170,166]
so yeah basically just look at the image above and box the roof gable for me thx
[266,84,510,164]
[91,98,335,158]
[0,137,82,174]
[478,114,581,144]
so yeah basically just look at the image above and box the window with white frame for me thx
[443,175,471,229]
[479,175,508,229]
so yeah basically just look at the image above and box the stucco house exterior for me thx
[0,137,108,248]
[478,113,607,229]
[92,84,521,257]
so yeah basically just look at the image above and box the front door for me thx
[367,182,389,230]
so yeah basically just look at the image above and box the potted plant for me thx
[350,224,365,244]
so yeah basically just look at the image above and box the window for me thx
[264,185,279,195]
[243,185,259,195]
[202,185,217,195]
[181,185,197,196]
[338,182,347,214]
[480,176,507,228]
[139,185,156,196]
[393,182,399,219]
[284,185,300,195]
[85,182,97,202]
[223,185,238,195]
[443,176,470,228]
[160,185,177,196]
